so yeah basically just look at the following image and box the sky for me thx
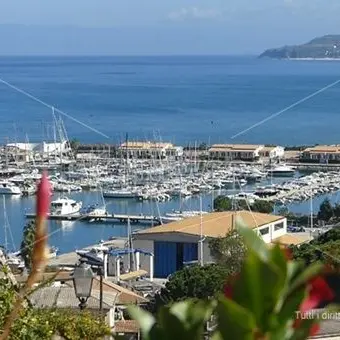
[0,0,340,55]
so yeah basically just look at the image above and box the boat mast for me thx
[199,196,204,266]
[3,197,8,251]
[125,133,128,186]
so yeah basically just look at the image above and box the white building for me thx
[133,210,308,278]
[119,141,183,159]
[6,141,71,161]
[208,144,284,161]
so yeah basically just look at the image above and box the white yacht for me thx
[0,181,22,195]
[103,189,141,199]
[76,243,109,265]
[50,197,82,216]
[268,165,295,177]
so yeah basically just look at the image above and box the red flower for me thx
[36,171,51,219]
[223,274,240,299]
[300,276,334,313]
[309,323,320,336]
[282,247,293,261]
[294,276,334,337]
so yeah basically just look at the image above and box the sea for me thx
[1,55,340,254]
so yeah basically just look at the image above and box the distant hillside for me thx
[259,35,340,59]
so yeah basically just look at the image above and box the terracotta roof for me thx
[209,144,263,152]
[304,145,340,153]
[135,211,284,238]
[260,146,281,152]
[271,234,311,246]
[92,277,148,305]
[114,320,140,334]
[120,141,173,149]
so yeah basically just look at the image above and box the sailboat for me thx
[83,187,108,222]
[2,197,25,269]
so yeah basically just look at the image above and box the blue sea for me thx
[1,55,340,254]
[1,55,340,145]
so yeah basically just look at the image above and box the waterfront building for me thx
[118,141,183,159]
[5,141,71,162]
[208,144,284,161]
[133,210,308,278]
[301,145,340,163]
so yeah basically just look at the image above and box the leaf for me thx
[236,219,270,263]
[216,297,256,340]
[270,244,288,278]
[288,263,324,294]
[287,319,318,340]
[128,306,156,340]
[277,286,306,324]
[232,248,284,330]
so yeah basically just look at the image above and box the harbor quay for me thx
[2,137,340,274]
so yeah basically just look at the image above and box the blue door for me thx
[154,241,177,278]
[183,243,198,263]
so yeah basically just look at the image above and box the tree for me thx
[209,230,246,272]
[251,200,274,214]
[333,204,340,218]
[277,206,289,216]
[20,221,36,270]
[317,198,334,222]
[213,196,232,211]
[69,138,80,151]
[160,264,231,302]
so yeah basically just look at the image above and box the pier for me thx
[25,212,161,225]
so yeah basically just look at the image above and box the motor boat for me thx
[76,243,109,265]
[50,197,82,216]
[268,165,295,177]
[0,181,22,195]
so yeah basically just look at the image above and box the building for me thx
[208,144,285,161]
[29,275,148,338]
[119,141,183,159]
[259,146,285,160]
[133,210,309,278]
[209,144,264,161]
[5,141,71,162]
[301,145,340,163]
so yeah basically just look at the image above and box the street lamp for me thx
[73,259,94,310]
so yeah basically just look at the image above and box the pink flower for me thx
[36,171,51,219]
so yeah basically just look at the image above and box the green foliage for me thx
[129,300,214,340]
[131,224,330,340]
[69,139,80,151]
[318,198,334,222]
[0,273,110,339]
[160,264,231,302]
[291,228,340,268]
[213,196,232,211]
[20,220,36,270]
[251,200,274,214]
[209,230,246,272]
[213,196,274,214]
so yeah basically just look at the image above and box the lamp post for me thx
[73,259,94,310]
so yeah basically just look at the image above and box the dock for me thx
[26,212,161,225]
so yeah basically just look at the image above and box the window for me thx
[274,222,284,231]
[259,227,269,236]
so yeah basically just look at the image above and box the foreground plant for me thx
[0,172,51,340]
[130,219,336,340]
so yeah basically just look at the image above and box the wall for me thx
[132,239,154,275]
[254,218,287,243]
